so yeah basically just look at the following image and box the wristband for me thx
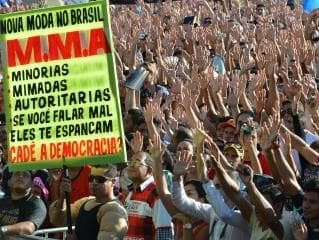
[183,223,192,230]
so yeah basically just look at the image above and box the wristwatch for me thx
[183,223,192,230]
[0,226,8,236]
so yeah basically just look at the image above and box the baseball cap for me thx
[224,143,244,158]
[242,174,281,200]
[90,165,118,178]
[253,174,277,193]
[218,119,236,129]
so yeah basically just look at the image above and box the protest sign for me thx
[0,1,127,171]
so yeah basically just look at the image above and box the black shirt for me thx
[75,200,103,240]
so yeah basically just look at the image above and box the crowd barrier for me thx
[10,226,75,240]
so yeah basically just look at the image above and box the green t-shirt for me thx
[249,209,293,240]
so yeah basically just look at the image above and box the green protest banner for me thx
[0,1,127,171]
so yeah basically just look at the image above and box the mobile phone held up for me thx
[241,123,253,135]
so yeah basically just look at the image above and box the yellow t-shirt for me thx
[249,209,293,240]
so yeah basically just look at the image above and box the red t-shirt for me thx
[70,166,91,203]
[121,181,157,240]
[243,153,271,175]
[208,153,271,179]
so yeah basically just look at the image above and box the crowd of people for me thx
[1,0,319,239]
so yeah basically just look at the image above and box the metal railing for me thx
[16,226,75,240]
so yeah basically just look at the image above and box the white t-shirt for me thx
[292,130,319,173]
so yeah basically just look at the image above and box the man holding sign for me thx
[49,165,128,240]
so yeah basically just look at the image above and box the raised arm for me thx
[150,133,179,217]
[238,164,285,240]
[171,150,212,222]
[197,150,250,233]
[281,124,319,166]
[210,153,253,222]
[49,177,89,226]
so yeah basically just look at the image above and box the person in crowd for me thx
[173,180,210,240]
[48,166,91,205]
[218,119,236,143]
[0,1,319,240]
[171,147,251,240]
[223,143,244,169]
[121,151,173,240]
[32,176,50,204]
[296,177,319,239]
[123,108,145,135]
[0,171,47,238]
[49,165,128,240]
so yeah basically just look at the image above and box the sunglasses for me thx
[88,175,110,184]
[127,160,148,168]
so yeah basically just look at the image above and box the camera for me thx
[241,167,251,176]
[241,123,253,135]
[312,30,319,43]
[308,98,316,109]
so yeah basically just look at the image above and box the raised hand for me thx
[192,126,206,148]
[260,111,281,151]
[238,72,248,94]
[259,121,272,151]
[291,85,302,115]
[237,164,253,185]
[256,52,267,70]
[149,133,164,161]
[249,70,266,92]
[200,67,212,89]
[210,74,223,93]
[172,104,186,123]
[239,124,256,150]
[285,80,302,102]
[282,129,292,156]
[173,150,193,177]
[153,90,163,108]
[198,153,209,182]
[227,74,240,108]
[253,89,266,114]
[209,153,221,170]
[265,26,276,42]
[144,102,154,123]
[269,105,281,137]
[49,169,62,183]
[264,45,277,78]
[231,44,241,62]
[60,177,72,197]
[170,79,183,96]
[292,223,308,240]
[129,131,144,154]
